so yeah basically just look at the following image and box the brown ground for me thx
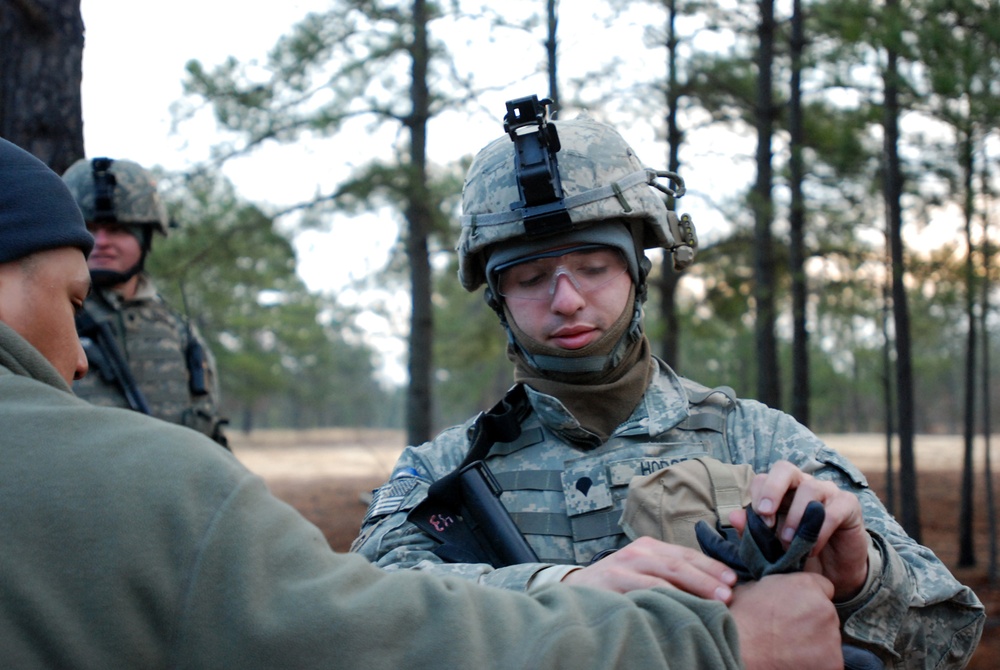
[231,429,999,668]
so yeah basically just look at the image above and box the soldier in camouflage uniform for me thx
[62,157,228,448]
[353,97,984,668]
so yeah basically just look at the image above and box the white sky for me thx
[79,0,964,384]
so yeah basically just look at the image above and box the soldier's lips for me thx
[549,327,599,349]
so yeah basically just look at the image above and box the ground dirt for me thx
[231,429,999,668]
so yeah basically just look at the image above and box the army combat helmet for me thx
[62,157,169,238]
[458,96,697,303]
[457,95,698,375]
[62,157,170,286]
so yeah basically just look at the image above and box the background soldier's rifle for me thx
[75,311,152,415]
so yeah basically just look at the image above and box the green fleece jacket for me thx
[0,321,742,669]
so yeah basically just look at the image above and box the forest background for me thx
[1,0,999,567]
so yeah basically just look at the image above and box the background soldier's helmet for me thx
[457,116,697,293]
[62,158,170,236]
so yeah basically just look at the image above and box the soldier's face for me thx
[86,222,143,274]
[503,250,632,350]
[0,247,91,384]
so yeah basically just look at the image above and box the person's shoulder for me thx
[69,400,243,478]
[4,374,240,477]
[650,360,738,409]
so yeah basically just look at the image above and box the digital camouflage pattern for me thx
[73,275,227,445]
[354,359,985,668]
[457,117,697,292]
[62,158,170,234]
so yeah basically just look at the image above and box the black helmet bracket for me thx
[91,157,118,223]
[503,95,572,239]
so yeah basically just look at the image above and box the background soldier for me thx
[62,157,228,447]
[353,97,984,668]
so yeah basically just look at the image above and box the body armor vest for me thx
[74,289,201,427]
[485,380,736,565]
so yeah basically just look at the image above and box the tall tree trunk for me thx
[958,129,977,567]
[657,0,683,369]
[881,240,896,516]
[405,0,434,446]
[788,0,809,426]
[882,2,921,540]
[981,209,997,583]
[0,0,84,171]
[545,0,560,114]
[753,0,780,408]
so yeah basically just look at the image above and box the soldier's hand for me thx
[731,572,843,670]
[731,460,870,602]
[561,535,738,602]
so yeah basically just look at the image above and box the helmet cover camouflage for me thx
[62,158,170,235]
[457,115,697,292]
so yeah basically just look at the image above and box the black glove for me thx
[695,500,883,670]
[695,499,825,579]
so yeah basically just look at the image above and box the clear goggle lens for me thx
[497,248,628,301]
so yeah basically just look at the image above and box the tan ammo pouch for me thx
[620,457,755,550]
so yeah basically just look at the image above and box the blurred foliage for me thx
[148,169,399,431]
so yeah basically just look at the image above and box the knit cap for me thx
[0,137,94,263]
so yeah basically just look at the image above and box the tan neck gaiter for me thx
[505,286,653,442]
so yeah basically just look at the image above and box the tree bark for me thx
[657,0,683,369]
[753,0,780,408]
[0,0,84,171]
[882,3,921,540]
[959,129,976,567]
[881,242,896,517]
[545,0,560,114]
[405,0,434,446]
[788,0,809,425]
[980,205,996,582]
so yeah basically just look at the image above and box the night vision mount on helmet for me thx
[457,95,698,294]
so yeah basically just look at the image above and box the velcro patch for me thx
[364,476,421,522]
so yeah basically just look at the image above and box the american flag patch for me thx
[364,476,421,522]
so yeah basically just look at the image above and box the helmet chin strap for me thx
[90,264,141,289]
[90,253,146,289]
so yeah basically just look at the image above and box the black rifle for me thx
[75,312,152,415]
[408,384,539,567]
[177,282,209,397]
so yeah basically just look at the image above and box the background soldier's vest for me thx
[487,380,737,565]
[74,292,196,427]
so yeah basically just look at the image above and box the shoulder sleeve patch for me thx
[363,476,422,522]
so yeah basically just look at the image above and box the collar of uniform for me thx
[522,384,602,448]
[624,358,690,437]
[521,356,690,445]
[98,273,158,307]
[132,274,159,300]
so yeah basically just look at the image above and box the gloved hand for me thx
[695,499,825,579]
[695,500,883,670]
